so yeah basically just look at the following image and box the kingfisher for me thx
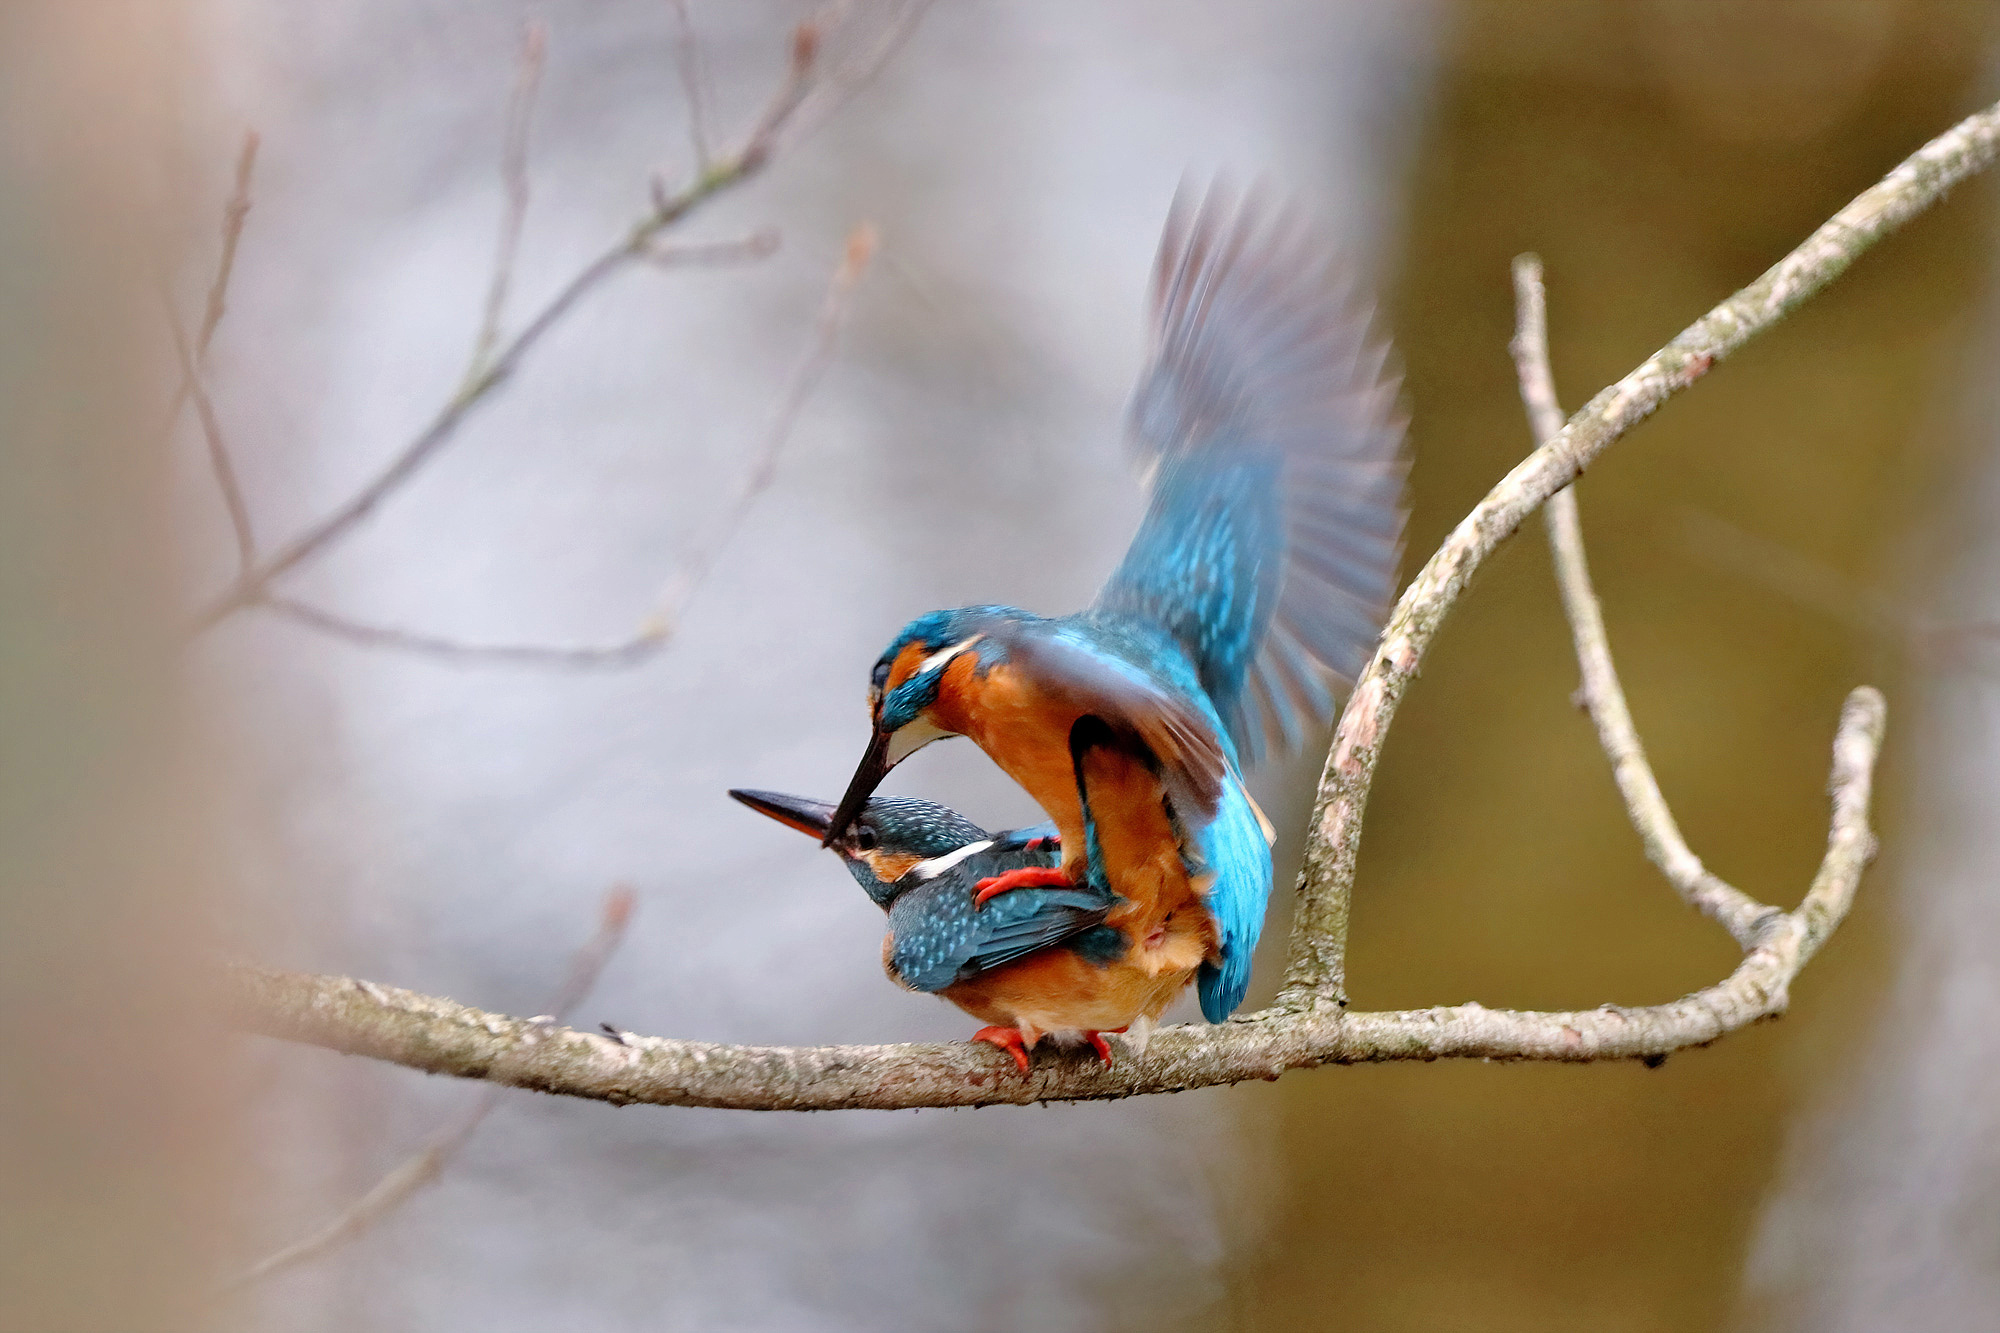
[821,181,1407,1043]
[731,733,1210,1069]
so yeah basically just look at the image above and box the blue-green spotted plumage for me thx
[728,789,1118,992]
[881,824,1113,992]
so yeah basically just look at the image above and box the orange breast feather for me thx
[931,658,1091,870]
[941,943,1190,1044]
[938,742,1214,1041]
[1075,741,1213,974]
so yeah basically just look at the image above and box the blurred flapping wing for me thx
[1098,182,1408,761]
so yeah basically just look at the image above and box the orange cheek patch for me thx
[865,850,922,883]
[883,642,930,696]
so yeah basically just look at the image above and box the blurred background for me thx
[7,0,1998,1329]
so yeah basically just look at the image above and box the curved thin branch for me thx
[200,130,260,360]
[165,300,257,573]
[161,130,261,570]
[1510,254,1779,948]
[224,685,1883,1110]
[466,22,546,382]
[1276,96,2000,1007]
[257,598,669,668]
[668,0,714,170]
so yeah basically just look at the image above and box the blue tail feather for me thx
[1193,778,1273,1021]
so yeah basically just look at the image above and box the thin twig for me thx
[1511,254,1778,948]
[467,22,547,383]
[257,222,867,668]
[781,0,936,147]
[164,298,257,572]
[668,0,713,169]
[200,130,260,359]
[646,221,876,626]
[641,227,781,268]
[737,17,822,172]
[261,598,669,668]
[190,4,926,633]
[155,130,259,457]
[227,887,636,1290]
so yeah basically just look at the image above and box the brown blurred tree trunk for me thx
[0,5,242,1328]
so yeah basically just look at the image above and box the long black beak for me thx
[822,726,892,846]
[728,789,838,841]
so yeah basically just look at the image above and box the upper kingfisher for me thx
[731,713,1219,1067]
[820,181,1407,1055]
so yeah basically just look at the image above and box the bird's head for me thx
[728,788,989,908]
[823,607,1011,845]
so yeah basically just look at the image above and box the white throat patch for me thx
[886,714,952,765]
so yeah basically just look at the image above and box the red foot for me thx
[973,1026,1032,1073]
[1084,1031,1118,1065]
[972,866,1073,906]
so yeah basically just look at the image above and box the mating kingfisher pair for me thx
[732,182,1407,1072]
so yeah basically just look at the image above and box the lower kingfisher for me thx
[819,181,1408,1037]
[731,711,1218,1068]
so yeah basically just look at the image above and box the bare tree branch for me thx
[1511,254,1778,948]
[645,220,877,624]
[200,130,260,360]
[158,129,260,561]
[257,221,871,667]
[165,301,257,573]
[781,0,935,147]
[225,83,2000,1113]
[641,227,781,268]
[259,598,670,668]
[1275,95,2000,1008]
[668,0,714,170]
[222,685,1882,1108]
[467,22,547,383]
[227,887,636,1290]
[189,3,927,633]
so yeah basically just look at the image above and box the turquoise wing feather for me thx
[1096,182,1408,761]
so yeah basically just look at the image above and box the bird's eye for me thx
[870,660,891,694]
[853,827,879,851]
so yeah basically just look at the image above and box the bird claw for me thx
[972,1026,1032,1073]
[1085,1030,1118,1065]
[972,866,1074,906]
